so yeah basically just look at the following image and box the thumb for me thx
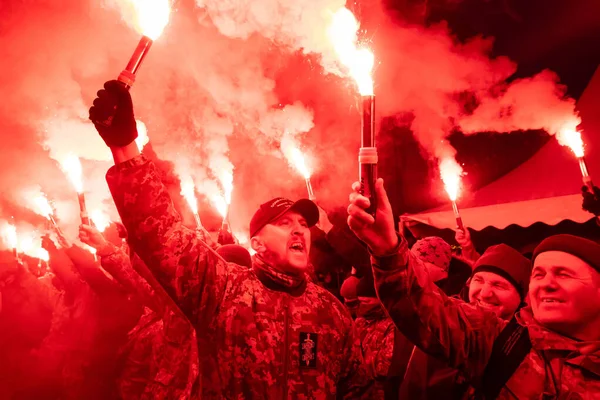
[375,178,392,213]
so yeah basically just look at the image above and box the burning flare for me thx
[557,129,584,158]
[135,120,150,151]
[211,194,228,219]
[180,174,199,215]
[0,222,18,252]
[33,193,55,219]
[328,8,374,95]
[281,139,312,178]
[129,0,172,40]
[61,154,84,193]
[440,158,463,202]
[90,209,111,232]
[218,171,234,206]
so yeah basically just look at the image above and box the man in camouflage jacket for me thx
[347,178,600,399]
[89,80,363,399]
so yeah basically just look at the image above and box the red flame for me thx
[440,158,463,202]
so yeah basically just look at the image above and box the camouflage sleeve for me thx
[106,155,228,324]
[45,245,83,292]
[372,237,507,381]
[65,244,124,295]
[337,319,369,399]
[99,243,161,311]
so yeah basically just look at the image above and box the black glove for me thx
[89,80,138,147]
[582,185,600,216]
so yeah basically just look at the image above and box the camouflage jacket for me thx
[106,155,363,399]
[354,301,395,399]
[98,244,199,399]
[373,238,600,400]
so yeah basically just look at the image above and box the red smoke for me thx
[0,0,580,245]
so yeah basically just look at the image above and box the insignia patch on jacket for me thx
[299,332,318,369]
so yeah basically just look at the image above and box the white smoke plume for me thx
[0,0,583,241]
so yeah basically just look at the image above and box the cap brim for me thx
[287,198,320,228]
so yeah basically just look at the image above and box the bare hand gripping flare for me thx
[100,0,171,126]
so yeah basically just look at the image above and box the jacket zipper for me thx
[283,299,290,399]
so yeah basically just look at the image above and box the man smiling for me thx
[468,244,530,320]
[347,179,600,399]
[531,234,600,342]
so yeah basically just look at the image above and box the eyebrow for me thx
[532,265,575,274]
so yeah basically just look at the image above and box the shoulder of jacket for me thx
[306,282,353,323]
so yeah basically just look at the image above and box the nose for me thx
[291,220,308,235]
[534,272,559,292]
[480,284,494,299]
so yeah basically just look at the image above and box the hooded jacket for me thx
[106,155,363,399]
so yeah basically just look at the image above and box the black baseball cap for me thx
[249,197,319,238]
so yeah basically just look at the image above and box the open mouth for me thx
[289,242,305,253]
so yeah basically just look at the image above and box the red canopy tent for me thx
[402,66,600,233]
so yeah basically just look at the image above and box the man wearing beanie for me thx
[468,244,531,320]
[347,181,600,399]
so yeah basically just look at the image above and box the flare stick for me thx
[100,36,153,127]
[193,212,203,230]
[452,200,464,230]
[305,178,316,201]
[359,95,377,216]
[78,193,91,225]
[578,157,595,192]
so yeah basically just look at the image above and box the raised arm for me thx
[347,179,506,380]
[89,81,229,324]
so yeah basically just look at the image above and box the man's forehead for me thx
[271,209,306,223]
[534,251,592,271]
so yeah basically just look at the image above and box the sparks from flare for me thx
[557,129,584,158]
[135,120,150,151]
[440,158,462,202]
[328,8,374,96]
[61,155,84,193]
[90,210,111,232]
[440,158,465,230]
[179,173,204,229]
[280,137,316,200]
[211,194,228,219]
[128,0,171,40]
[557,128,594,191]
[1,221,18,257]
[33,193,55,220]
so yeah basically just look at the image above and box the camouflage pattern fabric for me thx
[106,155,363,399]
[118,306,199,399]
[354,302,395,399]
[372,237,600,399]
[98,243,199,399]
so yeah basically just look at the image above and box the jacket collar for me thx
[252,255,307,296]
[517,306,600,377]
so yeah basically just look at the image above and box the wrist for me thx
[111,143,140,164]
[96,242,117,257]
[370,234,401,257]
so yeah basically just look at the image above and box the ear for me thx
[250,237,264,253]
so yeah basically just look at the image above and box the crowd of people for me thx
[0,81,599,399]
